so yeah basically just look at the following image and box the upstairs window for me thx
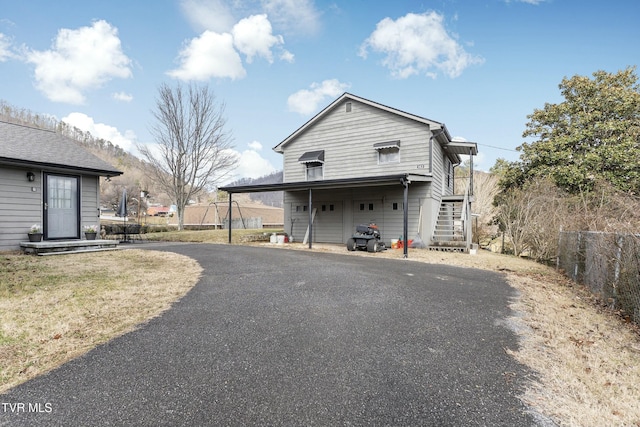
[374,140,400,164]
[305,162,324,181]
[298,150,325,181]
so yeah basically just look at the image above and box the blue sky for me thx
[1,0,638,181]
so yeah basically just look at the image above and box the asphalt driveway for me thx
[1,244,547,426]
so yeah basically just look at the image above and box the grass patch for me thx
[0,249,201,393]
[144,227,280,244]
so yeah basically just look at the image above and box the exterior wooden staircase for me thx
[429,189,473,253]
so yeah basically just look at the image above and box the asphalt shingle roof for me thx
[0,120,122,176]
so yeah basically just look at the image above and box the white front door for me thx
[45,174,80,239]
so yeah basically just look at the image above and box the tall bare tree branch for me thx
[138,83,238,230]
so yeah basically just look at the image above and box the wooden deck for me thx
[20,239,120,256]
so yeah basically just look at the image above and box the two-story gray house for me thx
[221,93,477,254]
[0,120,122,251]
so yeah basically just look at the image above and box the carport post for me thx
[228,193,232,244]
[402,176,409,258]
[308,188,313,249]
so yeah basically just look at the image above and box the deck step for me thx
[37,247,121,256]
[20,239,120,255]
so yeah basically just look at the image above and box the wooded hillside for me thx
[0,100,285,212]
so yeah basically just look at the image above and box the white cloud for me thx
[232,14,284,64]
[359,12,484,79]
[179,0,236,33]
[232,149,277,180]
[248,141,263,150]
[62,112,136,152]
[112,91,133,102]
[169,13,293,81]
[0,33,14,61]
[280,49,294,63]
[168,31,246,81]
[261,0,321,35]
[25,20,132,104]
[179,0,320,36]
[287,79,351,115]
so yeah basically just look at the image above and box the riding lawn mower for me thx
[346,223,386,252]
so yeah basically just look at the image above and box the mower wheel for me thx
[367,239,379,253]
[346,238,357,251]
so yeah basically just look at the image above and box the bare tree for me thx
[494,186,534,257]
[493,178,570,261]
[138,83,238,230]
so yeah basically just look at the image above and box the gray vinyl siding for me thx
[431,140,445,200]
[81,175,100,231]
[0,166,101,251]
[285,191,344,243]
[283,182,431,245]
[282,100,432,182]
[0,166,43,251]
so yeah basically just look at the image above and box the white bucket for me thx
[270,233,277,243]
[277,235,285,244]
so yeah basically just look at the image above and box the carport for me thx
[219,173,432,258]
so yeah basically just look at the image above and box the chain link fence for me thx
[558,231,640,324]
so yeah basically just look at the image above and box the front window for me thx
[374,140,401,164]
[306,162,323,181]
[298,150,325,181]
[378,147,400,164]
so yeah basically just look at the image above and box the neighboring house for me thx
[146,206,171,217]
[220,93,477,253]
[0,120,122,251]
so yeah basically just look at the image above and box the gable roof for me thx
[273,92,451,153]
[274,92,478,164]
[0,120,122,176]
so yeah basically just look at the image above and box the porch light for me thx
[27,172,35,182]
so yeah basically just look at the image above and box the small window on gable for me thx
[346,102,352,112]
[329,204,334,211]
[374,140,400,164]
[369,203,374,211]
[392,202,398,210]
[360,203,365,211]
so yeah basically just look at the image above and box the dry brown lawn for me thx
[2,231,640,427]
[0,249,202,393]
